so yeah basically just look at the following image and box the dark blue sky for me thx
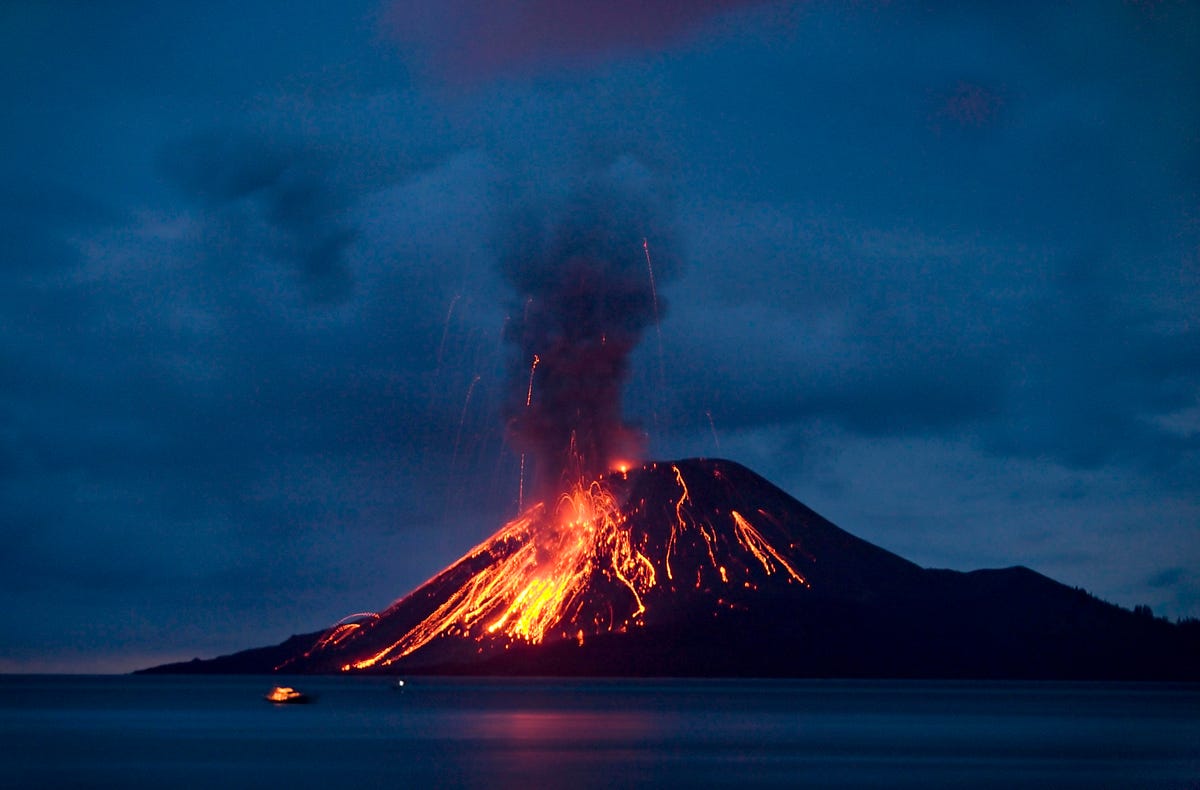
[2,1,1197,672]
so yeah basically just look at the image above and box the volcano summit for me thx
[144,458,1200,679]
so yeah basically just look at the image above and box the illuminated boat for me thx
[264,686,312,704]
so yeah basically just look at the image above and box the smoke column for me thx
[499,160,677,502]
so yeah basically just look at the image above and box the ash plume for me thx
[499,160,678,501]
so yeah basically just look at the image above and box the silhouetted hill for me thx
[138,631,322,675]
[138,459,1200,679]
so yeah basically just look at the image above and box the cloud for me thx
[0,177,117,273]
[0,147,516,666]
[981,254,1200,473]
[928,80,1007,135]
[659,193,1199,486]
[381,0,772,84]
[159,131,358,303]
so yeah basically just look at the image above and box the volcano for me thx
[144,458,1200,679]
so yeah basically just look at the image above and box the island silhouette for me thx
[141,458,1200,679]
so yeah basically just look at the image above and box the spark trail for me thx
[451,374,482,470]
[525,354,540,407]
[518,453,527,513]
[643,237,667,431]
[436,294,462,367]
[518,354,541,512]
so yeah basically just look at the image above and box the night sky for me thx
[2,1,1197,673]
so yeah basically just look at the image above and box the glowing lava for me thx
[342,476,654,670]
[289,460,812,673]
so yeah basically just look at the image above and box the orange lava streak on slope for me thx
[346,479,656,670]
[664,464,719,581]
[731,510,809,586]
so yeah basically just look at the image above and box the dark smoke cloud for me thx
[498,157,678,499]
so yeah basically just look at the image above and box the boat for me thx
[264,686,312,704]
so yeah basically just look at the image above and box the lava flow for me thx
[343,475,650,670]
[283,458,823,673]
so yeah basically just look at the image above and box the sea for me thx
[0,675,1196,789]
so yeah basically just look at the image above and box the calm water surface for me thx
[0,676,1196,788]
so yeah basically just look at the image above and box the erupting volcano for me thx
[142,173,1200,680]
[281,169,841,674]
[152,454,1200,679]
